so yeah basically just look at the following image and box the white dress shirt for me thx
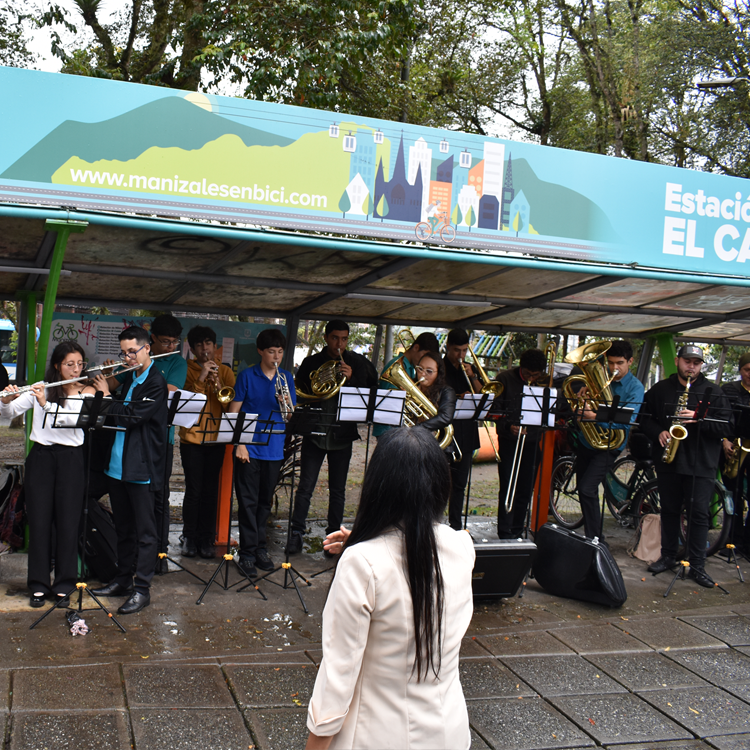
[0,391,91,446]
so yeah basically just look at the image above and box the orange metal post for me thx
[530,431,555,532]
[215,445,235,547]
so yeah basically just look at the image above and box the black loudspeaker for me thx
[472,539,538,599]
[532,523,627,608]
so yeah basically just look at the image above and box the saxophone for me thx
[723,438,750,479]
[662,376,691,464]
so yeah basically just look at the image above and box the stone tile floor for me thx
[0,517,748,748]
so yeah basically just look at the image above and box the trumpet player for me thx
[640,345,730,586]
[179,326,236,560]
[443,329,481,530]
[287,319,378,556]
[228,329,296,578]
[494,348,546,539]
[720,352,750,557]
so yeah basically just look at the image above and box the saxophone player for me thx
[228,329,296,577]
[640,345,731,586]
[720,352,750,556]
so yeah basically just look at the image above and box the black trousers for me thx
[291,437,353,536]
[25,443,85,595]
[234,456,283,563]
[448,447,472,531]
[575,446,615,540]
[107,477,158,595]
[179,441,225,544]
[496,438,539,538]
[154,442,173,553]
[724,458,750,550]
[657,472,715,567]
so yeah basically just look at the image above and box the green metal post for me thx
[653,333,677,378]
[34,220,87,381]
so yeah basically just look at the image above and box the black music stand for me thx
[663,395,730,597]
[454,393,492,530]
[157,390,207,583]
[195,412,269,605]
[254,406,326,612]
[30,392,127,633]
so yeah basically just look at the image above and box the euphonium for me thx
[563,340,626,451]
[723,437,750,479]
[662,376,691,464]
[380,356,456,452]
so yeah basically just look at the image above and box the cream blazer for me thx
[307,524,475,750]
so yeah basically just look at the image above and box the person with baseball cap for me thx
[639,345,731,587]
[720,351,750,557]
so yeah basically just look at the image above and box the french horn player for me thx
[566,340,644,541]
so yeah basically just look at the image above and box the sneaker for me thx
[237,558,257,579]
[647,556,677,574]
[688,567,716,588]
[285,531,304,555]
[255,548,274,571]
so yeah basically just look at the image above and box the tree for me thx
[451,203,463,228]
[339,189,351,219]
[465,205,476,232]
[362,193,373,220]
[376,194,389,222]
[1,1,34,67]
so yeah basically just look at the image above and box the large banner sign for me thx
[1,66,748,277]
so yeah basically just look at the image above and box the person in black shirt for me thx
[286,320,378,555]
[639,345,731,588]
[721,352,750,556]
[443,328,481,530]
[494,349,547,538]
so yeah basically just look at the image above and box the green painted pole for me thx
[19,291,37,457]
[34,220,87,381]
[653,333,677,377]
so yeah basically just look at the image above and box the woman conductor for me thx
[0,342,94,607]
[305,426,476,750]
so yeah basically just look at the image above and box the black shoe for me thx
[91,582,134,597]
[29,592,46,608]
[181,538,198,557]
[198,542,215,559]
[118,591,150,615]
[285,531,304,555]
[689,567,716,588]
[155,558,169,575]
[237,558,257,579]
[55,593,70,608]
[255,548,274,571]
[647,556,677,575]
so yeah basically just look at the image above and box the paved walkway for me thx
[0,517,748,749]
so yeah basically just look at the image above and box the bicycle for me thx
[52,322,78,342]
[415,214,456,243]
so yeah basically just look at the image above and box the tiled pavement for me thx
[0,607,748,749]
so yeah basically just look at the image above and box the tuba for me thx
[381,356,456,453]
[562,341,625,451]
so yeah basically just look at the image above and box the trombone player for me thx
[179,326,236,560]
[286,320,378,556]
[494,348,547,538]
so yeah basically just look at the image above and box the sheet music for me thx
[168,390,207,428]
[214,413,258,443]
[454,394,491,421]
[338,386,406,425]
[520,385,556,427]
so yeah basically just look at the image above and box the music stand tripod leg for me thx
[724,544,745,583]
[664,560,690,597]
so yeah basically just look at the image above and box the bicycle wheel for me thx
[631,479,662,519]
[549,456,584,529]
[439,224,456,243]
[680,480,731,558]
[415,222,432,241]
[605,456,657,525]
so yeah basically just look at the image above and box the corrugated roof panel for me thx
[368,259,493,293]
[177,284,320,311]
[459,267,598,298]
[481,308,595,327]
[565,313,696,332]
[644,285,750,313]
[559,277,704,306]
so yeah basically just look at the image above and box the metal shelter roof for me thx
[2,206,750,344]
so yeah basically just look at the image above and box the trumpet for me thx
[200,352,235,405]
[0,351,181,400]
[275,362,294,422]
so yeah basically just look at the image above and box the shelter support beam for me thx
[282,315,299,373]
[636,337,655,386]
[653,333,677,377]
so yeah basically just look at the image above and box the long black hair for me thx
[418,351,447,407]
[342,426,448,681]
[44,342,87,405]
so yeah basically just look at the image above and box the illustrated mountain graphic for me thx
[512,158,617,242]
[1,97,293,183]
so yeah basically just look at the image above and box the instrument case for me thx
[532,523,627,608]
[472,539,537,599]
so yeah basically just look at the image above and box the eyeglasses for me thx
[153,336,179,348]
[119,344,147,360]
[416,366,437,376]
